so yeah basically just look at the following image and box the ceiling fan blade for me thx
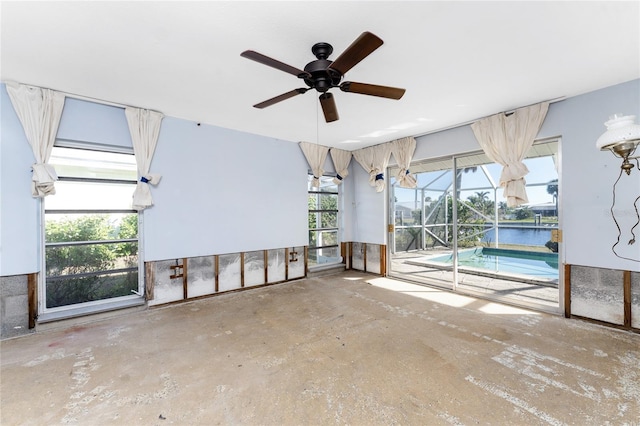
[241,50,311,79]
[253,88,309,109]
[340,82,405,100]
[319,92,339,122]
[328,32,383,75]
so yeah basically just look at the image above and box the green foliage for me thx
[308,192,338,248]
[546,179,558,217]
[46,215,116,276]
[546,179,558,197]
[449,196,486,248]
[46,272,138,309]
[115,214,138,266]
[45,214,138,308]
[411,208,422,224]
[515,207,534,220]
[414,191,494,250]
[466,191,495,217]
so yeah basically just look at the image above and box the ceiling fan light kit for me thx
[241,31,406,123]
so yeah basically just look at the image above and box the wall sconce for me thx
[597,113,640,263]
[596,114,640,175]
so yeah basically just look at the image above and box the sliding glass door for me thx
[390,158,456,289]
[389,140,561,312]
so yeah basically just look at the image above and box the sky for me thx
[394,155,558,208]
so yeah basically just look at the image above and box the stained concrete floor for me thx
[1,271,639,425]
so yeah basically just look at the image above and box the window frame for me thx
[307,174,342,269]
[39,141,144,319]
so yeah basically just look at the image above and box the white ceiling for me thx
[1,1,639,150]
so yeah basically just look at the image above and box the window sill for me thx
[308,263,346,278]
[38,297,146,324]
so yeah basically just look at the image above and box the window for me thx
[43,144,141,312]
[308,175,341,268]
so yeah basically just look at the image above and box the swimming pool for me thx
[426,247,559,282]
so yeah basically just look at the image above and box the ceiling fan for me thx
[241,31,406,123]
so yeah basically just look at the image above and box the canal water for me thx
[481,227,554,247]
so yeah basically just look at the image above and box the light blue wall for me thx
[349,161,388,245]
[1,86,41,275]
[57,98,132,147]
[1,91,135,276]
[365,78,639,271]
[538,79,640,271]
[144,117,308,260]
[340,161,356,243]
[414,125,478,161]
[0,83,309,274]
[3,79,639,275]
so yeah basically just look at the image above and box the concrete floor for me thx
[1,271,639,425]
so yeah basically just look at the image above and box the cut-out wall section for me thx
[218,254,242,293]
[632,272,640,329]
[348,242,385,276]
[146,247,305,307]
[150,260,185,306]
[568,265,638,331]
[366,244,381,274]
[187,256,215,298]
[287,247,306,279]
[352,243,365,271]
[268,249,286,283]
[571,266,624,325]
[244,251,266,287]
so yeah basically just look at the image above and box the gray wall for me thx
[0,274,31,339]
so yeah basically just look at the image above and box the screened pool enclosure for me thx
[388,140,560,310]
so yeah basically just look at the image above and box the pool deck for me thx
[390,250,560,311]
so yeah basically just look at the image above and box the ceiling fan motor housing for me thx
[304,43,342,92]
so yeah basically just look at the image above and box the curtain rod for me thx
[413,96,566,139]
[61,91,130,110]
[2,79,155,112]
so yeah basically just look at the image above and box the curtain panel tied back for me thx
[329,148,352,185]
[299,141,329,188]
[6,82,66,197]
[125,107,164,211]
[390,136,417,188]
[471,102,549,207]
[353,143,392,192]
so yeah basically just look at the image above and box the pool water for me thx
[429,247,559,280]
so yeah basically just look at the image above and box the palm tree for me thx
[498,201,508,217]
[546,179,558,217]
[470,191,491,215]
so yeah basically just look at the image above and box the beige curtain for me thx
[390,136,417,188]
[299,141,329,188]
[471,102,549,207]
[126,107,164,210]
[329,148,352,185]
[353,143,392,192]
[6,82,66,197]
